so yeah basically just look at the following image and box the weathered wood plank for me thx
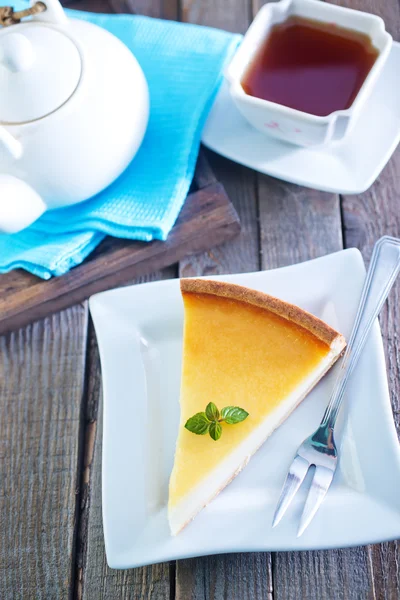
[175,1,276,599]
[328,0,400,38]
[273,548,378,600]
[181,0,249,33]
[0,307,88,599]
[258,177,342,269]
[180,150,259,278]
[111,0,178,19]
[176,554,273,600]
[67,0,179,19]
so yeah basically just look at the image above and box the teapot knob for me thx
[0,32,35,72]
[30,0,67,25]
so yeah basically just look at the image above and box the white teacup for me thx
[225,0,392,147]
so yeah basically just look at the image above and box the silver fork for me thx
[272,236,400,537]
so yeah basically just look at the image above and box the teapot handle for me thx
[30,0,67,25]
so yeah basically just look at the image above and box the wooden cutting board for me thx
[0,151,240,335]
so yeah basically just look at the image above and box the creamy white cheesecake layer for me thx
[169,338,344,535]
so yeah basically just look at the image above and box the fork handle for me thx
[321,236,400,429]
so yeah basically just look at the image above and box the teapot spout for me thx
[0,175,47,234]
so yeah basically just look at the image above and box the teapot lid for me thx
[0,24,81,124]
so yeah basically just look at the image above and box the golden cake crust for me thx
[180,278,343,347]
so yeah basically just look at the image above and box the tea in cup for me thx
[225,0,392,146]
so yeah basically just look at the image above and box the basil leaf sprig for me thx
[185,402,249,441]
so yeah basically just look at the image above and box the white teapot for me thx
[0,0,149,233]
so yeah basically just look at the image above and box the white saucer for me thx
[90,250,400,569]
[202,42,400,194]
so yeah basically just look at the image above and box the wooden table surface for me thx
[1,0,400,598]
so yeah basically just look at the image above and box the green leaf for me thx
[185,404,249,441]
[185,412,210,435]
[221,406,249,424]
[209,420,222,441]
[205,402,220,421]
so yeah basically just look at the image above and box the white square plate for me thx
[89,249,400,569]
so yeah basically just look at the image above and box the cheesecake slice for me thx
[168,279,345,535]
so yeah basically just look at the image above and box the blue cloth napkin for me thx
[0,6,241,279]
